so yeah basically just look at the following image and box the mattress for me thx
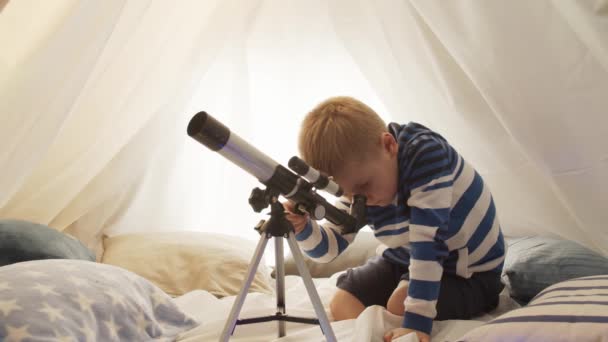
[173,272,520,341]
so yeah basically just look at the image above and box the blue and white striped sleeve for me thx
[294,197,356,263]
[403,137,455,334]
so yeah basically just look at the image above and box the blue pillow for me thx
[503,236,608,303]
[460,275,608,341]
[0,219,95,266]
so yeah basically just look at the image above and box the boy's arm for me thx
[294,198,357,263]
[403,138,455,335]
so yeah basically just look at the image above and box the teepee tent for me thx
[1,0,606,260]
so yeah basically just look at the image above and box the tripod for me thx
[220,192,337,342]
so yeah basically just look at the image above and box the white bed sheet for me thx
[173,273,519,342]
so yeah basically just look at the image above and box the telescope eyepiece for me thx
[288,156,309,175]
[288,156,343,197]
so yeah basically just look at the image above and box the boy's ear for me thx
[381,132,398,156]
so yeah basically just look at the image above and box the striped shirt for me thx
[295,122,506,334]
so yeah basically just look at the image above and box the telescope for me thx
[186,111,366,233]
[187,111,367,342]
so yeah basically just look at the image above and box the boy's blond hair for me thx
[298,96,387,177]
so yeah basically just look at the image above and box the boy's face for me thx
[334,133,399,206]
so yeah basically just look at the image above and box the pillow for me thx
[0,219,95,266]
[459,275,608,341]
[0,259,197,341]
[276,230,382,278]
[503,236,608,303]
[102,231,273,297]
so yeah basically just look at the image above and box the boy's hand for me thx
[384,328,430,342]
[283,200,309,234]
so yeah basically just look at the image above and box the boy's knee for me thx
[386,295,405,316]
[386,301,405,316]
[329,292,339,314]
[330,289,364,321]
[329,289,349,313]
[386,281,408,316]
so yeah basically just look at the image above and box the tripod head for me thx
[187,111,367,234]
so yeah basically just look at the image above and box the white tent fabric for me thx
[1,0,606,258]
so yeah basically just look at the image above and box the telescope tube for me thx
[187,111,364,233]
[187,111,279,183]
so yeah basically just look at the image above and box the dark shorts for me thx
[336,256,504,320]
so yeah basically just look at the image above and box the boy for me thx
[285,96,505,342]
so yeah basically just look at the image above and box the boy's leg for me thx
[435,271,504,320]
[330,289,365,320]
[386,280,409,315]
[331,256,405,321]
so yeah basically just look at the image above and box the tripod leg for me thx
[286,232,337,342]
[274,238,286,337]
[220,232,270,342]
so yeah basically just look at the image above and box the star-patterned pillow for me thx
[0,259,198,341]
